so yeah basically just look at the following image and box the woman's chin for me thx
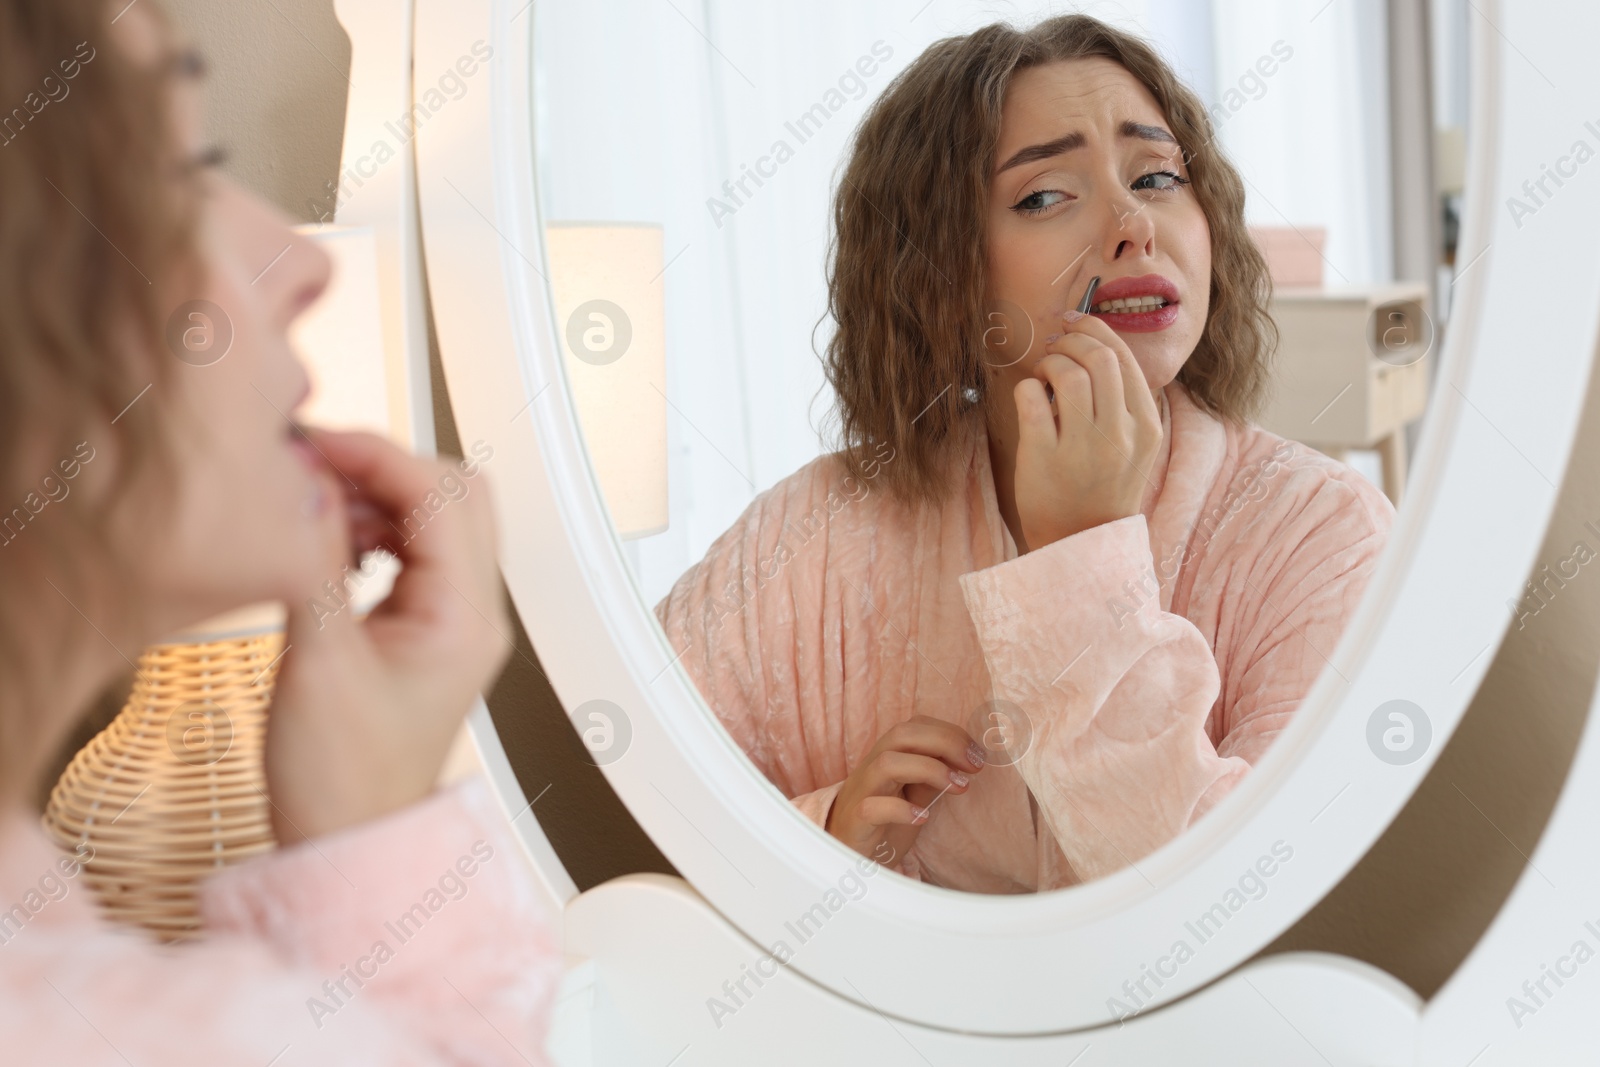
[167,527,329,625]
[1125,349,1185,397]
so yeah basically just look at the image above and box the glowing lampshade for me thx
[544,222,669,539]
[290,224,397,438]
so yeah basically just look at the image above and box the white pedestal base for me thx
[548,873,1421,1067]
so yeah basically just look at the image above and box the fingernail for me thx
[911,806,930,824]
[949,770,970,787]
[1044,332,1061,343]
[1064,310,1085,322]
[967,742,986,768]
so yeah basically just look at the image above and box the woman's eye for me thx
[1132,170,1190,193]
[179,144,229,179]
[1011,189,1069,216]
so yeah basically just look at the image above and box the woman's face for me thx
[112,7,335,634]
[983,56,1210,402]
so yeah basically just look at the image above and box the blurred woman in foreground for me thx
[0,1,561,1061]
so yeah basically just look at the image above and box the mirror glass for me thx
[529,0,1468,894]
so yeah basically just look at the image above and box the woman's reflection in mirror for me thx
[654,14,1394,892]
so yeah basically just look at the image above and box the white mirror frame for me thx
[414,0,1600,1034]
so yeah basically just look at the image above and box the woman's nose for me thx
[282,228,333,326]
[1101,190,1157,260]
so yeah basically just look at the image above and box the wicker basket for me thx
[42,631,284,942]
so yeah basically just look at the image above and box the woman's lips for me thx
[1078,273,1181,333]
[1090,301,1180,332]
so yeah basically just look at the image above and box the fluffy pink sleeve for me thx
[3,777,562,1065]
[195,775,563,1063]
[958,476,1389,884]
[198,776,562,1061]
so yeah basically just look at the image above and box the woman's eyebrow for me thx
[995,120,1178,175]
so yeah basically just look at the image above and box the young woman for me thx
[0,1,559,1061]
[655,15,1395,892]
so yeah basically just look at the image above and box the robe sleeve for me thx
[198,776,564,1061]
[957,475,1389,885]
[1,778,563,1066]
[790,780,846,831]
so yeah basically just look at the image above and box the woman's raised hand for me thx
[263,430,511,844]
[826,715,986,866]
[1010,311,1164,551]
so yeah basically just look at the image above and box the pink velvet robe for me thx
[0,777,562,1064]
[654,380,1395,891]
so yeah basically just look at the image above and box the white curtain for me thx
[1209,0,1394,284]
[531,0,1393,607]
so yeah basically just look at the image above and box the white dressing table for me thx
[329,0,1600,1060]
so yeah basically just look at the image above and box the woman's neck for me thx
[0,563,140,812]
[984,394,1030,554]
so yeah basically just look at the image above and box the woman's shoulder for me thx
[738,440,907,539]
[1222,415,1398,545]
[655,443,911,626]
[656,443,909,615]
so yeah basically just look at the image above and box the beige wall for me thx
[1265,353,1600,995]
[164,0,350,222]
[169,0,1600,1000]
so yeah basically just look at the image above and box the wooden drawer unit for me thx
[1256,282,1433,505]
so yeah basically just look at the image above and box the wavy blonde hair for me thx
[823,13,1277,504]
[0,0,196,797]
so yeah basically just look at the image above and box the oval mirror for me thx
[415,0,1600,1034]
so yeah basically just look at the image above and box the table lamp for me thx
[543,222,669,539]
